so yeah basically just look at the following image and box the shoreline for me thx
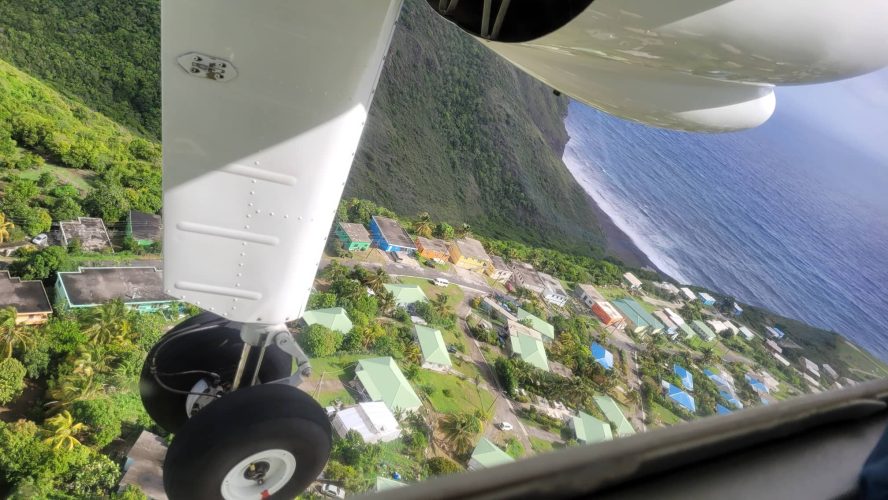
[585,193,661,273]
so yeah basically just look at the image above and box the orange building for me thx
[415,237,449,261]
[592,301,625,328]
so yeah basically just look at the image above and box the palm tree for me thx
[363,267,389,293]
[0,307,32,358]
[701,346,716,365]
[356,322,385,350]
[0,213,13,243]
[412,212,433,238]
[71,345,114,378]
[42,410,88,450]
[377,290,396,316]
[431,294,451,317]
[439,411,482,455]
[47,373,102,410]
[404,343,422,366]
[84,299,131,345]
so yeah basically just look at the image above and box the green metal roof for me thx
[692,320,716,340]
[415,324,452,368]
[510,333,549,372]
[302,307,353,334]
[375,477,406,491]
[572,411,613,444]
[516,308,555,341]
[593,395,635,437]
[470,437,514,469]
[383,284,429,307]
[677,321,696,339]
[355,357,422,412]
[611,299,664,332]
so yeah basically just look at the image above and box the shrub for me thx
[300,324,343,357]
[425,457,462,476]
[0,358,27,405]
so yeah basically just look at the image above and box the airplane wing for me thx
[162,0,403,325]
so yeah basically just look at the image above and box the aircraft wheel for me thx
[163,383,332,500]
[139,312,292,433]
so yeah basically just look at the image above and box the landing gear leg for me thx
[140,314,328,499]
[163,383,332,500]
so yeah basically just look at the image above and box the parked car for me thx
[316,482,345,499]
[31,233,48,246]
[497,422,514,431]
[433,277,450,287]
[447,344,458,354]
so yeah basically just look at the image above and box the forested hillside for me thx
[0,0,607,257]
[349,0,606,255]
[0,58,161,239]
[0,0,159,138]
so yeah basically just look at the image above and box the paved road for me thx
[322,254,495,295]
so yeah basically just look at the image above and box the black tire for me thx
[163,384,332,500]
[139,312,292,433]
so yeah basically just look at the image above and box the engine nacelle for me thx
[428,0,888,131]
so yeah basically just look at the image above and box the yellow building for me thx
[448,237,491,271]
[1,271,52,325]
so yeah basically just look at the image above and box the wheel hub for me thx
[244,461,271,483]
[221,449,296,500]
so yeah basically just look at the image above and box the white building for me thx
[622,272,643,289]
[679,287,697,302]
[652,310,678,335]
[331,402,402,443]
[800,357,820,378]
[509,262,545,294]
[737,326,756,341]
[663,308,685,326]
[653,282,680,296]
[575,283,604,308]
[765,339,782,354]
[118,431,168,500]
[803,373,821,388]
[772,352,791,367]
[822,364,839,379]
[707,319,731,334]
[724,321,740,335]
[538,271,568,307]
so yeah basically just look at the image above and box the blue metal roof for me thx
[590,342,614,370]
[716,404,732,415]
[673,364,694,391]
[745,374,770,394]
[665,382,696,413]
[719,390,743,409]
[705,370,732,391]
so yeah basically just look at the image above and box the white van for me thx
[433,277,450,287]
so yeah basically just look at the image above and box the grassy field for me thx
[598,286,629,302]
[440,326,465,348]
[307,354,367,382]
[398,276,465,309]
[414,370,494,415]
[17,161,93,192]
[374,439,425,483]
[836,339,888,378]
[650,402,683,426]
[315,388,356,407]
[451,355,483,381]
[503,437,525,458]
[529,436,554,453]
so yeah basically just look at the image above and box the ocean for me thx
[562,100,888,362]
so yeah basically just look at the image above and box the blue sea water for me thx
[562,101,888,362]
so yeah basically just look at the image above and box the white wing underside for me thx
[162,0,403,323]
